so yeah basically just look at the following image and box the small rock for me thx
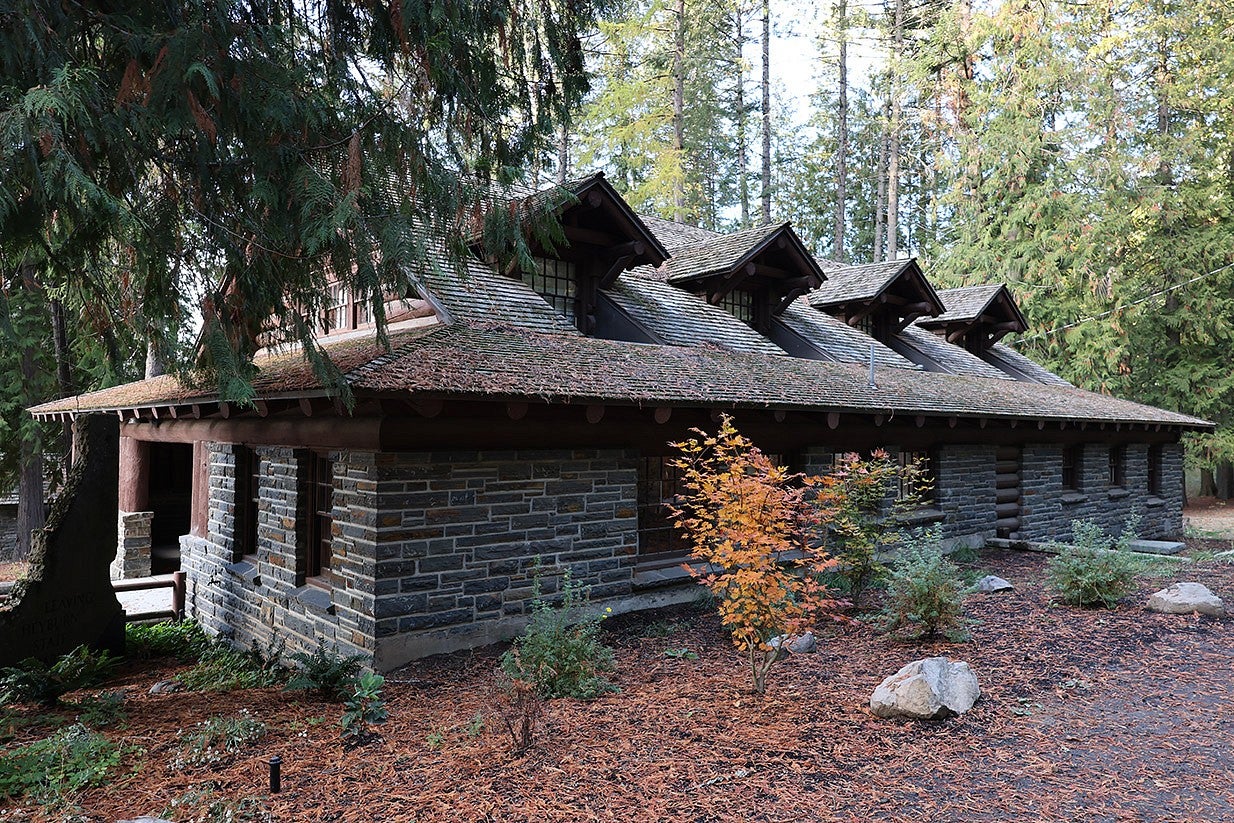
[976,575,1014,593]
[148,679,183,695]
[870,657,981,720]
[768,631,816,654]
[1146,582,1225,617]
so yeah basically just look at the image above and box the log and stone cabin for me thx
[31,174,1212,670]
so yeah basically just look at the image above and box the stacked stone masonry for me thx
[180,438,1184,670]
[112,511,154,580]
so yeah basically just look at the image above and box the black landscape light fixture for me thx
[269,755,282,793]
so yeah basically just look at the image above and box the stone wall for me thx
[112,511,153,580]
[182,445,376,664]
[368,449,639,669]
[934,444,999,545]
[1019,442,1183,542]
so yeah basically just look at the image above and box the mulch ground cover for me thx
[3,545,1233,822]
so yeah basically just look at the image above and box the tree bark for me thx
[874,116,888,262]
[833,0,848,262]
[672,0,687,221]
[760,0,772,225]
[736,7,750,228]
[16,267,44,560]
[557,121,569,185]
[886,0,904,260]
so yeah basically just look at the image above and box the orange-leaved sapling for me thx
[669,416,846,694]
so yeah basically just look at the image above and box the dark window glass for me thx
[304,452,335,585]
[637,457,687,564]
[897,450,936,504]
[528,257,577,324]
[1108,445,1126,488]
[235,446,261,560]
[716,289,755,324]
[1062,445,1082,491]
[1147,445,1163,495]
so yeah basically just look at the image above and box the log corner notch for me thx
[0,414,124,665]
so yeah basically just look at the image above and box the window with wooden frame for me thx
[1147,445,1163,495]
[1062,445,1082,491]
[716,288,755,325]
[897,450,937,505]
[636,456,688,565]
[527,256,577,324]
[1108,445,1127,488]
[302,451,335,586]
[233,446,261,561]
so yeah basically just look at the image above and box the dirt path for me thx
[1184,498,1234,540]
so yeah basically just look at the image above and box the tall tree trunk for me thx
[874,118,888,262]
[886,0,904,260]
[833,0,848,262]
[557,121,569,185]
[49,297,74,465]
[736,7,750,228]
[760,0,772,224]
[16,266,44,560]
[672,0,687,221]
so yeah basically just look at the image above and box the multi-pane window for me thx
[637,457,687,562]
[234,446,261,560]
[716,289,755,324]
[1147,445,1163,495]
[1108,445,1127,488]
[1062,445,1082,491]
[303,452,335,586]
[897,450,937,505]
[324,281,349,332]
[528,257,577,324]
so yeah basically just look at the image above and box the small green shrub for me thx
[162,784,267,822]
[341,671,388,744]
[172,711,267,770]
[75,691,127,729]
[499,569,617,700]
[126,620,210,662]
[0,723,125,805]
[179,640,287,693]
[880,528,968,641]
[0,645,118,707]
[285,640,365,701]
[1047,519,1139,608]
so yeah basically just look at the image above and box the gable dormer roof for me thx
[917,284,1028,350]
[807,258,944,324]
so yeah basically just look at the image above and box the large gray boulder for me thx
[870,657,981,720]
[1146,583,1225,617]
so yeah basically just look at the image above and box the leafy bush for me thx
[0,723,124,805]
[499,568,617,699]
[0,645,118,707]
[879,528,968,641]
[75,691,127,729]
[1047,519,1140,608]
[179,639,287,693]
[172,711,267,770]
[670,417,846,693]
[125,619,210,662]
[815,450,927,608]
[341,671,388,744]
[286,640,365,701]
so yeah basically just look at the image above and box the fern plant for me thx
[0,646,117,708]
[286,641,365,701]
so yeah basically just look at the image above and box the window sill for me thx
[893,508,945,527]
[1060,492,1087,505]
[224,560,260,587]
[293,585,335,616]
[1107,487,1130,500]
[1145,496,1165,507]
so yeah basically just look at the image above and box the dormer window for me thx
[717,289,755,325]
[528,257,577,324]
[919,284,1028,354]
[318,280,433,338]
[808,258,943,342]
[661,222,825,337]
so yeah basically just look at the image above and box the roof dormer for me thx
[917,284,1028,353]
[493,173,669,334]
[807,258,943,342]
[660,222,826,336]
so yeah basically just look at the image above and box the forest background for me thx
[3,0,1233,535]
